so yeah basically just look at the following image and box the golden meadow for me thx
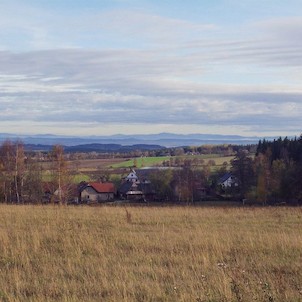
[0,205,301,301]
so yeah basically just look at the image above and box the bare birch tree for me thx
[0,140,25,203]
[49,145,69,204]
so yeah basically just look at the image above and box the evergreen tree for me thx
[231,150,254,198]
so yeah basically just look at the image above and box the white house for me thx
[218,173,238,188]
[124,169,139,183]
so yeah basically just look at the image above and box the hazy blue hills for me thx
[65,144,165,153]
[0,132,271,151]
[21,143,164,153]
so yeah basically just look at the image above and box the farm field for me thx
[0,205,301,301]
[43,155,235,172]
[46,158,126,171]
[41,158,126,183]
[110,154,235,169]
[41,154,235,183]
[110,156,170,168]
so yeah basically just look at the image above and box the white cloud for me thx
[0,2,302,136]
[0,46,301,135]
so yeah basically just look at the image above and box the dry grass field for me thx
[0,205,301,301]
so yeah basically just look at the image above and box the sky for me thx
[0,0,301,137]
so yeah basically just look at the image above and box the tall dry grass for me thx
[0,205,301,301]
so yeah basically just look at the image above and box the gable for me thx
[125,169,139,182]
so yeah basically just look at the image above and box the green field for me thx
[110,155,234,169]
[0,205,301,301]
[42,170,91,183]
[110,156,170,168]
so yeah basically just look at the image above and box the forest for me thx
[253,135,302,203]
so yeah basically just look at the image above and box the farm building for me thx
[79,182,116,203]
[119,169,155,201]
[42,182,78,204]
[123,169,139,182]
[218,172,238,188]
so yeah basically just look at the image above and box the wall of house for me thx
[222,177,238,188]
[97,193,114,202]
[222,178,232,187]
[126,192,144,201]
[81,187,98,202]
[125,172,138,182]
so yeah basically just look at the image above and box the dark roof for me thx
[218,172,233,184]
[118,181,155,195]
[139,182,155,195]
[118,182,141,194]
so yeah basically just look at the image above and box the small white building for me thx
[218,173,238,188]
[124,169,139,183]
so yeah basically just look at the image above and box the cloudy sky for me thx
[0,0,301,137]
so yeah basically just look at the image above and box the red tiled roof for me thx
[89,182,115,193]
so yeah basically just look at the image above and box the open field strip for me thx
[0,205,301,301]
[110,156,170,168]
[110,155,235,169]
[41,155,235,179]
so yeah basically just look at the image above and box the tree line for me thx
[1,135,301,205]
[253,135,302,203]
[148,135,302,204]
[0,141,70,204]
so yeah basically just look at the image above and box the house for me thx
[42,182,79,204]
[79,182,116,203]
[118,169,155,201]
[218,173,238,188]
[118,180,155,202]
[118,181,144,201]
[123,169,139,182]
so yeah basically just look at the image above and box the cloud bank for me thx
[0,2,301,136]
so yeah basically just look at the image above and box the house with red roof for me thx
[79,182,116,203]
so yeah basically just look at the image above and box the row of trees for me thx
[226,136,302,204]
[252,136,302,203]
[0,141,69,204]
[148,164,226,203]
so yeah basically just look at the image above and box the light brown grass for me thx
[0,205,301,301]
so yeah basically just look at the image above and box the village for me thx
[44,167,239,205]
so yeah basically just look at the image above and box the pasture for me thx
[0,205,301,301]
[109,156,170,168]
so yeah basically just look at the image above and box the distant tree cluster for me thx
[253,136,302,203]
[0,141,25,203]
[149,166,211,203]
[0,141,70,204]
[216,135,302,205]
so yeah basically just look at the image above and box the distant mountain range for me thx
[23,143,165,153]
[0,132,273,151]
